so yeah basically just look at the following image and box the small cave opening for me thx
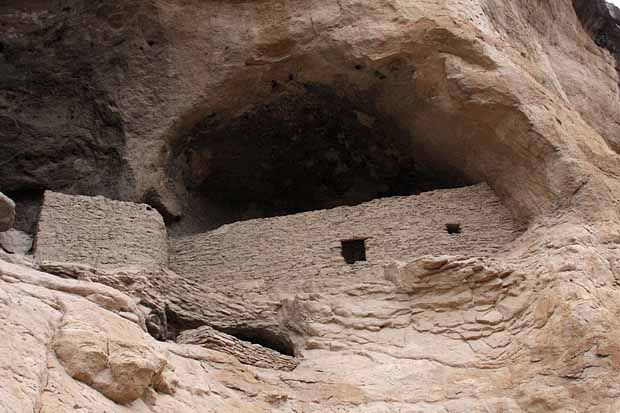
[222,327,296,357]
[153,307,297,358]
[158,305,204,341]
[153,305,296,357]
[170,82,473,234]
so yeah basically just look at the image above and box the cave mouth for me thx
[155,306,297,357]
[222,327,297,357]
[171,82,473,232]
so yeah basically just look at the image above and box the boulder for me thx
[52,300,167,405]
[0,229,32,255]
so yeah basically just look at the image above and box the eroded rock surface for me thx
[177,326,299,372]
[574,0,620,63]
[0,229,32,255]
[53,301,167,405]
[35,191,168,270]
[3,0,620,412]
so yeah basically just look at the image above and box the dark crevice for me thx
[6,189,44,236]
[142,189,181,224]
[162,305,204,341]
[153,306,297,357]
[221,327,296,357]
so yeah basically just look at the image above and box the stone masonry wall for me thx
[170,184,522,295]
[35,191,168,269]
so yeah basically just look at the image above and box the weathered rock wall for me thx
[35,191,168,269]
[3,0,620,228]
[573,0,620,62]
[177,325,299,371]
[4,0,620,412]
[171,184,520,294]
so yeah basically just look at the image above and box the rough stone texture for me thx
[3,0,620,412]
[573,0,620,65]
[177,326,299,372]
[1,0,619,228]
[0,192,15,232]
[0,2,129,200]
[0,228,32,254]
[35,191,168,270]
[171,183,520,294]
[52,299,167,405]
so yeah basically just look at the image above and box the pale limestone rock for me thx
[3,0,620,412]
[0,228,32,254]
[476,310,504,325]
[153,366,179,395]
[52,299,167,404]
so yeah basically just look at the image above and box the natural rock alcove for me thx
[168,82,474,233]
[7,0,620,410]
[220,326,297,357]
[158,302,296,359]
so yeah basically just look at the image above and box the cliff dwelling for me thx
[5,0,620,411]
[169,183,520,294]
[30,81,525,360]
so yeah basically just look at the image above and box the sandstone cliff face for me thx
[3,0,620,412]
[2,0,620,227]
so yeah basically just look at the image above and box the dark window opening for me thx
[341,237,368,264]
[446,223,461,234]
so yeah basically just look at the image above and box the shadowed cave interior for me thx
[169,82,475,234]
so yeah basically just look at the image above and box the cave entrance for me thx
[171,82,472,233]
[222,327,296,357]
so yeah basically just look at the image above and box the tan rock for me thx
[52,300,167,405]
[35,191,168,270]
[0,228,32,255]
[177,325,299,371]
[2,0,620,412]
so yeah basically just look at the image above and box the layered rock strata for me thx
[2,0,620,412]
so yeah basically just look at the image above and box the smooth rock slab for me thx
[52,300,167,405]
